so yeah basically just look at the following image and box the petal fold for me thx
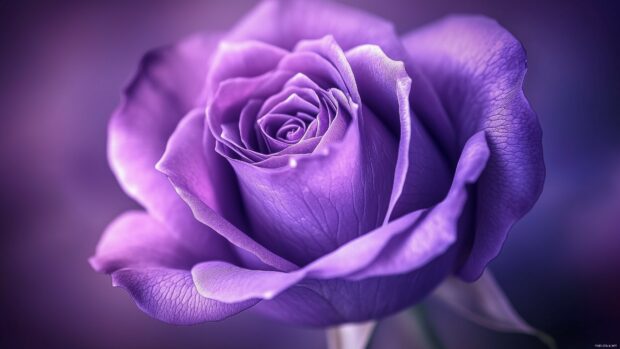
[108,33,231,259]
[90,211,210,273]
[205,40,287,100]
[156,110,298,272]
[402,16,545,280]
[346,44,452,220]
[90,211,255,324]
[192,132,490,304]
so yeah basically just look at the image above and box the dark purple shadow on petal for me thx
[351,47,453,221]
[402,15,545,281]
[191,132,490,307]
[253,258,455,326]
[348,132,490,279]
[347,45,453,219]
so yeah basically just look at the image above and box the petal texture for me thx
[90,211,256,324]
[402,16,545,280]
[112,268,256,325]
[191,132,490,325]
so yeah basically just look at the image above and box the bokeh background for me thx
[1,0,618,348]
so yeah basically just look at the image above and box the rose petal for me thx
[262,86,320,116]
[262,93,318,117]
[230,0,457,161]
[239,99,264,150]
[402,15,545,280]
[229,102,396,265]
[89,211,256,324]
[111,268,257,325]
[348,132,490,279]
[191,132,490,305]
[108,33,232,260]
[208,71,295,160]
[229,0,403,58]
[156,110,298,272]
[287,35,360,103]
[90,211,209,273]
[204,36,403,264]
[205,40,287,100]
[346,44,452,220]
[200,260,454,326]
[223,84,322,162]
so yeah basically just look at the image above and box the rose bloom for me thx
[90,0,544,326]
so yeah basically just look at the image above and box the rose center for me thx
[259,113,311,145]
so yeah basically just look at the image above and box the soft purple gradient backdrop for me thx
[0,0,618,348]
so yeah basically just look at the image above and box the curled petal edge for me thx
[192,131,491,303]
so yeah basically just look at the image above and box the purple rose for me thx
[90,0,544,326]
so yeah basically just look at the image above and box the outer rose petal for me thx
[205,40,287,100]
[348,132,490,279]
[90,212,256,324]
[253,262,453,326]
[112,268,256,325]
[228,0,403,57]
[108,33,232,261]
[402,16,545,280]
[90,211,207,273]
[191,132,490,325]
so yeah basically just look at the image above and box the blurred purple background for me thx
[1,0,618,348]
